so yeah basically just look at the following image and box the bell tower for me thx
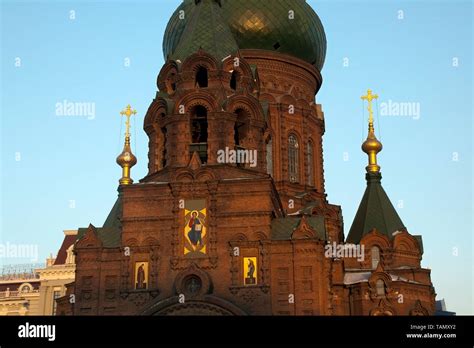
[147,0,343,242]
[143,1,267,176]
[144,49,267,174]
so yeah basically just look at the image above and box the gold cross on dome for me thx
[361,89,378,126]
[120,105,137,138]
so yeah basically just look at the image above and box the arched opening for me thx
[19,283,32,293]
[191,106,208,143]
[233,108,248,147]
[142,297,248,316]
[230,71,239,90]
[165,72,177,94]
[161,126,167,168]
[190,105,208,163]
[371,246,380,270]
[288,134,299,183]
[266,137,273,176]
[306,141,314,186]
[183,275,202,296]
[234,108,249,168]
[372,309,393,316]
[376,279,386,296]
[195,66,208,88]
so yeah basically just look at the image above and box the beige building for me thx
[0,266,41,315]
[0,230,76,315]
[36,230,76,315]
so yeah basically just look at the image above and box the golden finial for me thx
[120,104,137,138]
[361,89,382,173]
[116,105,137,185]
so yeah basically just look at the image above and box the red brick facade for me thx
[59,48,436,316]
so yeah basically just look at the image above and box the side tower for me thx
[333,90,436,315]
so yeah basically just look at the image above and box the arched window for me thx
[288,134,299,183]
[161,126,167,168]
[165,72,177,94]
[230,71,239,90]
[184,275,202,295]
[233,108,249,168]
[234,108,248,147]
[371,246,380,269]
[266,137,273,176]
[191,106,208,143]
[376,279,385,296]
[307,141,314,186]
[19,283,32,293]
[190,105,208,163]
[195,66,208,88]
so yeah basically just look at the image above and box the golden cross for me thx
[120,105,137,138]
[361,89,378,126]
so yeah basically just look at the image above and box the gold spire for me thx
[116,105,137,185]
[361,89,382,173]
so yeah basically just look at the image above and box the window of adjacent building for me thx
[376,279,385,296]
[19,283,32,293]
[288,134,299,183]
[52,288,61,315]
[195,66,208,88]
[307,141,314,186]
[371,246,380,269]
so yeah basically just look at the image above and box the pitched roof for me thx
[170,0,239,62]
[77,197,122,248]
[53,232,77,265]
[346,172,406,244]
[271,216,326,240]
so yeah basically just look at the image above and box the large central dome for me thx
[163,0,327,70]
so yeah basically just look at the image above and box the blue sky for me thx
[1,0,472,314]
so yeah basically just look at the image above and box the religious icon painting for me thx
[243,257,257,286]
[184,199,207,256]
[134,262,149,290]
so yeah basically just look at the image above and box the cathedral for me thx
[57,0,436,316]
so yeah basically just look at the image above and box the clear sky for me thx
[1,0,472,314]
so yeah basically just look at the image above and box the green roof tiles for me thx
[271,216,326,240]
[77,197,123,248]
[168,0,239,62]
[163,0,327,70]
[346,172,406,244]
